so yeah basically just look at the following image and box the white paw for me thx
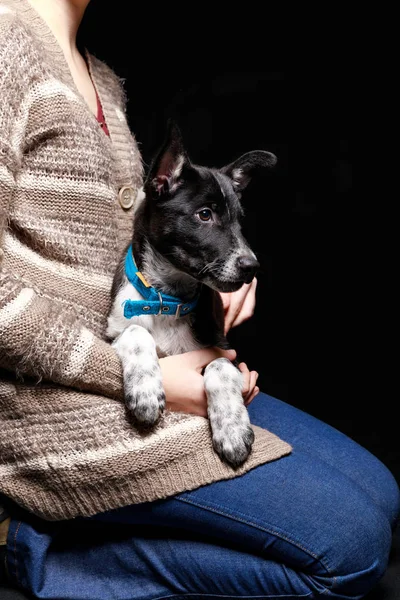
[210,411,255,468]
[204,357,255,467]
[125,377,166,428]
[113,323,165,427]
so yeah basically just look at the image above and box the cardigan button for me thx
[118,185,136,210]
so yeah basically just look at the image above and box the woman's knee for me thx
[309,497,395,598]
[366,458,400,529]
[249,393,400,529]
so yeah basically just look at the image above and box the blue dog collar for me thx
[123,245,199,319]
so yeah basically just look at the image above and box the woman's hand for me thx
[220,277,257,334]
[237,361,260,407]
[159,348,259,417]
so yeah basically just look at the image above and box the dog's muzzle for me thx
[237,255,260,284]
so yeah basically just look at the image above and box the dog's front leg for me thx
[204,357,255,468]
[112,324,165,427]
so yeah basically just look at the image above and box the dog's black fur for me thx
[113,122,276,345]
[108,122,277,467]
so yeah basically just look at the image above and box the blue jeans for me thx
[6,393,400,599]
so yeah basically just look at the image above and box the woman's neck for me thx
[26,0,90,60]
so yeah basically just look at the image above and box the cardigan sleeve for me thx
[0,197,124,399]
[0,12,123,400]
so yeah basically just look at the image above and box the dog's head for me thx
[142,122,277,293]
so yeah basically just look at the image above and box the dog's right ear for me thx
[221,150,277,193]
[146,121,190,199]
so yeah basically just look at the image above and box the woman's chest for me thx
[9,81,141,272]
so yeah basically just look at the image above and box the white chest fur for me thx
[106,277,202,356]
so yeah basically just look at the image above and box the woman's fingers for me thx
[223,283,250,333]
[245,386,260,406]
[220,292,231,311]
[238,362,259,401]
[246,370,259,401]
[221,278,258,334]
[231,277,257,329]
[238,362,250,396]
[220,283,250,333]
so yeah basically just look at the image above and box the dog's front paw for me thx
[125,378,166,428]
[212,417,255,468]
[112,323,165,428]
[204,357,255,468]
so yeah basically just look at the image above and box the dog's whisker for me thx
[198,257,223,276]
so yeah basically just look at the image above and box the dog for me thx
[107,122,277,468]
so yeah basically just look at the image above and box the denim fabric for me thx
[6,394,400,599]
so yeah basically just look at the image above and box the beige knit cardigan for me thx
[0,0,291,521]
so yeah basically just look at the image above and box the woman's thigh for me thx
[92,394,399,597]
[6,394,400,599]
[6,517,335,600]
[247,393,400,527]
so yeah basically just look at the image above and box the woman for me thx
[0,1,398,598]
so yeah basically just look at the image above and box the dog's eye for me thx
[197,209,213,222]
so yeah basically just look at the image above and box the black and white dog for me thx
[107,123,277,468]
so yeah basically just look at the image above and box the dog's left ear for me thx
[147,121,190,198]
[221,150,277,193]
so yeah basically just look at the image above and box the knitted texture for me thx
[0,0,291,521]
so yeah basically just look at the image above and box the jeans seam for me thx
[175,496,333,576]
[151,594,313,600]
[12,520,22,587]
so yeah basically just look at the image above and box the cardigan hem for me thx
[1,426,292,521]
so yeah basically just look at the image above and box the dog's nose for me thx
[237,255,259,282]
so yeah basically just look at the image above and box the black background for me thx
[3,8,400,600]
[81,5,397,488]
